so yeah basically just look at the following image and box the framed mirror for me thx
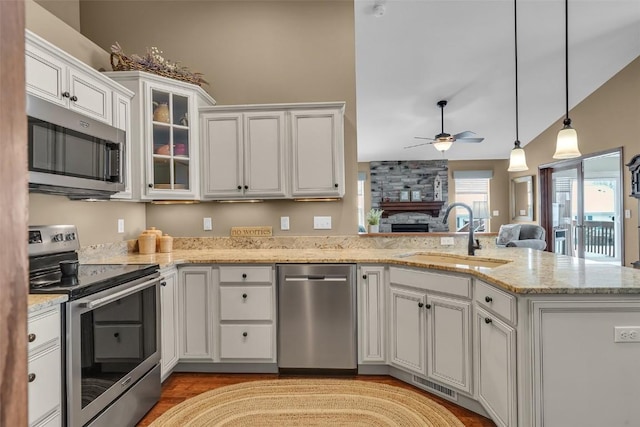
[511,175,534,221]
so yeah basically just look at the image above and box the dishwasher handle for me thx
[284,275,348,282]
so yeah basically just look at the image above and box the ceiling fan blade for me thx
[457,137,484,143]
[413,136,435,140]
[404,141,434,149]
[453,131,477,139]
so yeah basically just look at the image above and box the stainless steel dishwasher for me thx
[277,264,357,373]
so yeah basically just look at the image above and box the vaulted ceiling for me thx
[354,0,640,161]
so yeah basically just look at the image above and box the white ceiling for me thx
[354,0,640,161]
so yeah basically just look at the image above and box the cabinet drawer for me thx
[219,266,272,283]
[28,346,61,426]
[220,286,273,320]
[28,308,60,353]
[220,324,273,359]
[475,280,517,325]
[389,267,471,298]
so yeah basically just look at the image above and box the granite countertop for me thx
[28,294,68,312]
[94,247,640,295]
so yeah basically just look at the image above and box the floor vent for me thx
[412,375,458,401]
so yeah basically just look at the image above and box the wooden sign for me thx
[230,226,273,237]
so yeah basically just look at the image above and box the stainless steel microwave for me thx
[27,94,125,199]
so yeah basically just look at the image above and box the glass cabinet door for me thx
[150,89,191,191]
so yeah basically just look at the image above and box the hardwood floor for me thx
[137,373,496,426]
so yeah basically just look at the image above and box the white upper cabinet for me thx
[290,106,345,198]
[25,31,131,126]
[201,110,287,199]
[105,71,216,200]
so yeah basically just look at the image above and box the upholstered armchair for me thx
[496,224,547,250]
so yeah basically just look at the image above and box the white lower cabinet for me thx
[160,266,179,380]
[475,306,517,427]
[389,285,427,376]
[426,294,472,394]
[28,305,62,427]
[358,266,386,363]
[178,266,217,361]
[218,265,276,362]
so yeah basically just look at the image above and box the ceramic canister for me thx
[159,235,173,253]
[145,227,163,251]
[138,233,156,254]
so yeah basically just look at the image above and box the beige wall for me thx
[34,0,80,32]
[80,0,358,236]
[512,56,640,266]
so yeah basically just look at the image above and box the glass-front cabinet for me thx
[104,70,216,200]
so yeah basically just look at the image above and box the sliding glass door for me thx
[544,150,622,265]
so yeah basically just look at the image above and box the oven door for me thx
[66,274,160,427]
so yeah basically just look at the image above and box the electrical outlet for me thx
[313,216,332,230]
[281,216,290,230]
[625,209,631,219]
[203,217,213,231]
[440,237,455,246]
[492,210,499,217]
[117,219,125,234]
[614,326,640,342]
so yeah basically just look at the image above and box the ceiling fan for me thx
[405,100,485,152]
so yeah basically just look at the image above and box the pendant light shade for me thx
[507,0,529,172]
[553,0,580,159]
[433,140,453,152]
[508,141,529,171]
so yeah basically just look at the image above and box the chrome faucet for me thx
[442,202,481,256]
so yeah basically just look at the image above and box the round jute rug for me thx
[149,378,465,426]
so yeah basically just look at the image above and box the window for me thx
[453,171,491,232]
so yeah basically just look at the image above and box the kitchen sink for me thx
[396,252,511,269]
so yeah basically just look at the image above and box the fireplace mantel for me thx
[379,201,445,218]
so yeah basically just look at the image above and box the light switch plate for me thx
[440,237,455,246]
[280,216,290,230]
[492,210,499,217]
[203,217,213,231]
[625,209,631,219]
[117,219,125,234]
[313,216,332,229]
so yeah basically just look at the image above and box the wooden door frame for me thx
[0,1,27,425]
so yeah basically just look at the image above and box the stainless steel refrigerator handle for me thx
[80,277,160,309]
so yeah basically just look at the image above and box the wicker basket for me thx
[110,51,206,87]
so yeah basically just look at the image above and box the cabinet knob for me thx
[334,183,339,188]
[362,274,367,279]
[62,91,70,98]
[244,185,249,190]
[418,302,424,308]
[242,273,247,279]
[148,183,153,188]
[70,95,78,102]
[485,296,493,303]
[485,318,493,324]
[425,304,431,309]
[28,333,36,343]
[237,185,242,190]
[242,293,248,299]
[114,332,120,338]
[160,281,167,287]
[242,332,248,337]
[28,373,36,383]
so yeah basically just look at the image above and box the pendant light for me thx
[507,0,529,172]
[553,0,581,159]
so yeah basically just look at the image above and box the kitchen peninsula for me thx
[60,235,640,427]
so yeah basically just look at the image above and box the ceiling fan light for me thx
[432,140,453,152]
[508,141,528,172]
[553,122,580,159]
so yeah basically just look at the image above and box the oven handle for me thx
[80,277,160,309]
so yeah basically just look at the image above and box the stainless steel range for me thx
[29,225,161,427]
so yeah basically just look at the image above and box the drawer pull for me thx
[362,274,367,279]
[70,95,78,102]
[28,373,36,383]
[242,332,248,337]
[485,296,493,303]
[160,281,167,287]
[28,333,36,343]
[485,317,493,324]
[425,304,431,309]
[242,273,247,279]
[62,91,70,98]
[418,302,424,308]
[242,293,248,299]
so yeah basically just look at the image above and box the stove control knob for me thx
[65,233,76,241]
[52,233,64,242]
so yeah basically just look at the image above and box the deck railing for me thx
[574,221,615,257]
